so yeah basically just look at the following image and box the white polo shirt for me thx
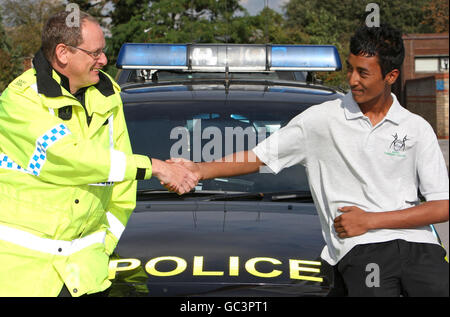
[253,92,449,265]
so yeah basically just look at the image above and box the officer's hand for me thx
[151,158,198,194]
[166,157,202,181]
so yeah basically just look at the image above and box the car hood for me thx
[110,200,333,297]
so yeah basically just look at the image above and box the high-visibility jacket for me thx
[0,50,152,297]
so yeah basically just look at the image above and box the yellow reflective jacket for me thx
[0,51,152,297]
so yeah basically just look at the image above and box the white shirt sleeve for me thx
[416,122,449,201]
[252,112,309,174]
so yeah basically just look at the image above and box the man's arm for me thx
[169,150,265,182]
[333,201,449,238]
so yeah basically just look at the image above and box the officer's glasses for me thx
[67,45,106,60]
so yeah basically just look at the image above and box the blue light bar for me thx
[116,43,342,72]
[271,45,342,71]
[116,43,188,69]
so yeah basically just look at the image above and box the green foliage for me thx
[1,0,446,87]
[283,0,437,88]
[105,0,245,74]
[421,0,449,32]
[0,0,66,91]
[0,12,23,91]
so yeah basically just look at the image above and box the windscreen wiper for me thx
[136,189,254,201]
[187,190,313,202]
[137,189,313,202]
[136,189,185,201]
[269,190,313,201]
[188,191,265,202]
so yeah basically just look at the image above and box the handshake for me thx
[151,151,263,194]
[151,158,200,194]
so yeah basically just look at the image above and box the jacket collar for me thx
[32,49,115,98]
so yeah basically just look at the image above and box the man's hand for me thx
[166,157,201,180]
[151,158,198,194]
[166,151,263,182]
[334,200,449,239]
[334,206,372,238]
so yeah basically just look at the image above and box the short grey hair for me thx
[41,11,99,62]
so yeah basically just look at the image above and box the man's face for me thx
[346,53,390,107]
[66,20,107,92]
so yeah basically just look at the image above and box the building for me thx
[398,33,449,139]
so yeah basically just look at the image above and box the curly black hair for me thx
[350,24,405,78]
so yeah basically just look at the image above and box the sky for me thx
[239,0,290,15]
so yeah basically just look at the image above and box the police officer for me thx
[0,11,197,296]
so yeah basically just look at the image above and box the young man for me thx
[0,11,197,296]
[172,25,449,296]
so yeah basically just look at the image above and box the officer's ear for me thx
[54,43,70,66]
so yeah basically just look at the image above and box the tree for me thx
[112,0,244,43]
[283,0,436,88]
[243,7,291,44]
[105,0,246,74]
[69,0,110,19]
[422,0,449,33]
[0,10,23,91]
[1,0,65,59]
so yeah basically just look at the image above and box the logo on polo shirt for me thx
[385,133,409,157]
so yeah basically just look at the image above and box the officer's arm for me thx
[0,83,196,193]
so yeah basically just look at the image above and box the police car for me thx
[107,43,346,297]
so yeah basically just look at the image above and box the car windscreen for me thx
[124,100,311,193]
[122,69,308,84]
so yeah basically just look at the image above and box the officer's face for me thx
[346,53,397,108]
[66,20,107,93]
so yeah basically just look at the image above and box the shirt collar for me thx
[343,91,405,125]
[32,48,115,98]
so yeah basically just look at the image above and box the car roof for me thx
[120,80,343,106]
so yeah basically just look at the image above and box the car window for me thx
[124,100,311,193]
[121,70,308,84]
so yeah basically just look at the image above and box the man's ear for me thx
[384,69,400,86]
[54,43,70,65]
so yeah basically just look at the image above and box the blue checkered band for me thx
[88,182,115,187]
[0,124,71,176]
[27,124,71,176]
[0,153,31,174]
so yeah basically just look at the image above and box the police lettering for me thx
[108,256,323,282]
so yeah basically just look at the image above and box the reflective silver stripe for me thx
[106,212,125,240]
[30,83,38,94]
[108,115,114,150]
[41,97,119,185]
[108,149,126,182]
[89,115,115,186]
[0,224,105,256]
[106,116,125,182]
